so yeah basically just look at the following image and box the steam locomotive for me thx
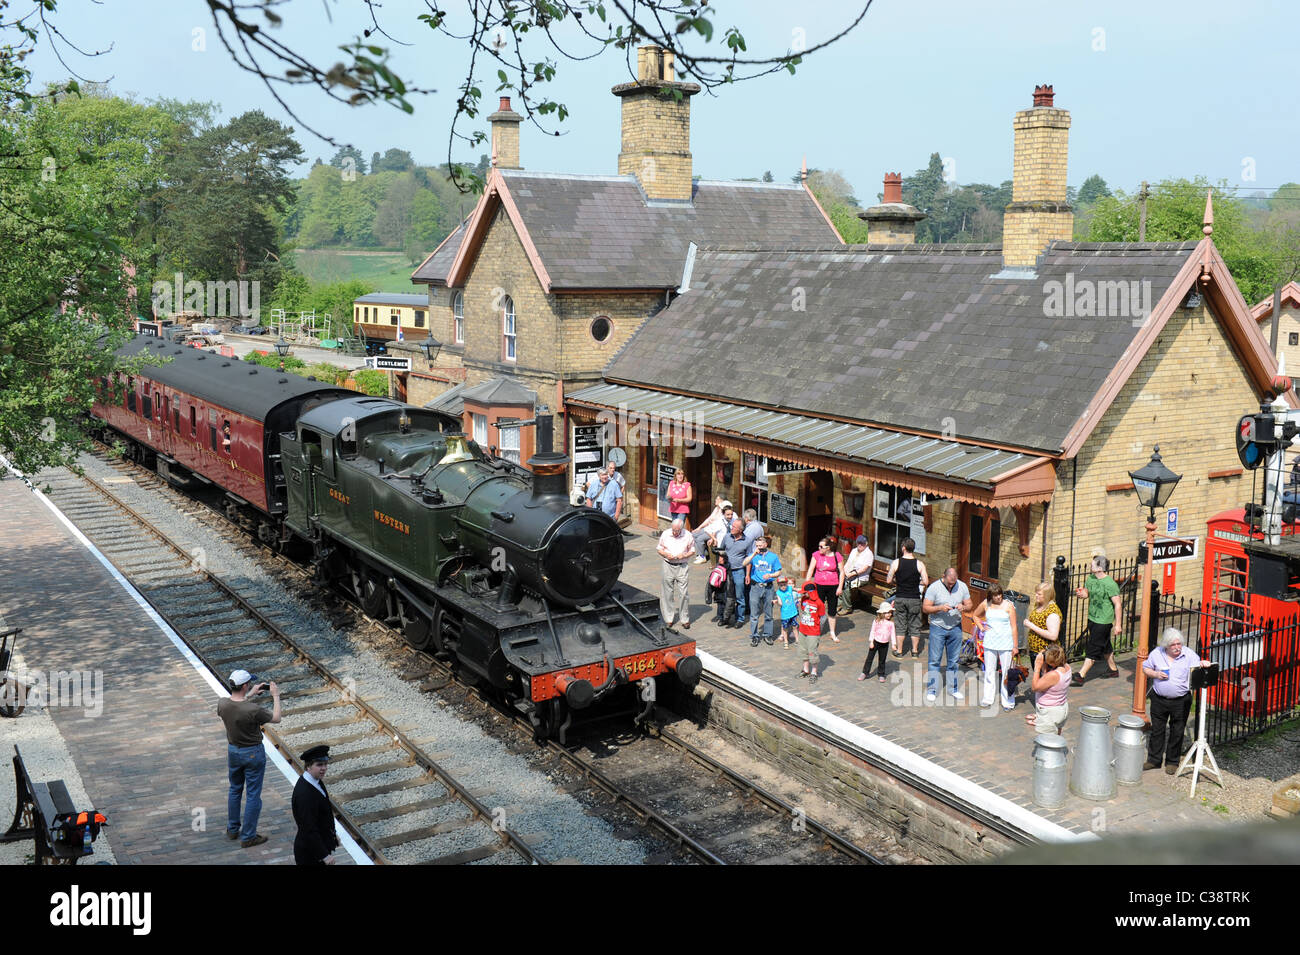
[91,336,701,739]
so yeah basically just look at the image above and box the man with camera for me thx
[1142,628,1209,774]
[217,669,281,848]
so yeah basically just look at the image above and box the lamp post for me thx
[416,332,443,370]
[1129,445,1182,721]
[274,337,290,372]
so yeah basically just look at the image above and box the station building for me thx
[1253,282,1300,372]
[405,45,840,417]
[565,86,1292,601]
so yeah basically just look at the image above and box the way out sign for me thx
[366,355,412,372]
[1138,536,1199,564]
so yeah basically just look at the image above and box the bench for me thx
[0,745,107,865]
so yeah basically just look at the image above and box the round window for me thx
[590,316,612,343]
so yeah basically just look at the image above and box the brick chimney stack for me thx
[613,45,701,201]
[1002,84,1073,268]
[858,172,925,245]
[488,96,522,169]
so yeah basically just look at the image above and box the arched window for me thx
[452,291,464,343]
[502,294,516,361]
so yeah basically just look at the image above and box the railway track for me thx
[40,465,542,866]
[54,450,890,863]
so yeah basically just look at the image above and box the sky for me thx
[26,0,1299,199]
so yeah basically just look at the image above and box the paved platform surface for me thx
[0,476,299,864]
[621,531,1233,837]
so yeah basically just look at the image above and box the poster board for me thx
[657,462,677,521]
[770,492,797,528]
[571,424,605,499]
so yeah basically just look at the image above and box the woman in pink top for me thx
[666,469,692,524]
[803,537,845,642]
[1030,644,1072,734]
[858,601,898,682]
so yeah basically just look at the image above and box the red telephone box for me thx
[1202,509,1300,717]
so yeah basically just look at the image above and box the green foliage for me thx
[823,200,870,244]
[302,363,349,385]
[244,350,306,372]
[1077,174,1111,206]
[266,278,375,337]
[351,369,391,397]
[329,145,366,175]
[1086,178,1287,302]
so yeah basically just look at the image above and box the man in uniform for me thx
[293,745,341,865]
[217,669,281,848]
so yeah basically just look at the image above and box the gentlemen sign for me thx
[366,356,412,371]
[1138,536,1199,564]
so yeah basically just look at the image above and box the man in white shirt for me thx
[657,518,696,630]
[839,534,875,614]
[691,496,732,564]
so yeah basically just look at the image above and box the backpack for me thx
[708,563,727,588]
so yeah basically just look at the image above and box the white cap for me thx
[878,601,894,614]
[229,669,255,688]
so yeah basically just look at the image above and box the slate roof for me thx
[424,382,466,417]
[417,171,839,291]
[459,376,537,406]
[603,241,1201,455]
[411,217,470,286]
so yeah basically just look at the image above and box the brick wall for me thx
[1262,303,1300,375]
[617,92,694,201]
[1044,302,1258,598]
[1003,105,1073,268]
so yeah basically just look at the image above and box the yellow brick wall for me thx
[491,121,520,170]
[866,223,917,245]
[617,92,693,201]
[1011,108,1071,203]
[1044,301,1258,599]
[1263,303,1300,375]
[1002,210,1074,268]
[556,292,664,381]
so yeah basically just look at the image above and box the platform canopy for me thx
[566,383,1056,507]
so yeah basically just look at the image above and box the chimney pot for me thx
[499,96,511,111]
[882,173,903,204]
[1033,84,1054,107]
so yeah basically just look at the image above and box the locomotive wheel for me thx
[402,610,434,651]
[358,572,388,618]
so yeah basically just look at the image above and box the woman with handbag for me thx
[803,537,845,642]
[972,583,1018,710]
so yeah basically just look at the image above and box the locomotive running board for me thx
[604,591,668,647]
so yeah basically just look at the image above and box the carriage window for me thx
[154,393,162,421]
[173,408,180,432]
[189,407,197,437]
[390,308,400,327]
[209,424,218,452]
[127,378,137,413]
[141,394,152,419]
[414,309,426,329]
[221,420,232,454]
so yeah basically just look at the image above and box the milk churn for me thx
[1113,714,1148,786]
[1032,734,1069,809]
[1069,705,1117,800]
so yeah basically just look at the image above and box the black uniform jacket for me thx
[292,776,340,865]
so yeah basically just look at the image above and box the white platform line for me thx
[697,650,1097,845]
[2,460,372,866]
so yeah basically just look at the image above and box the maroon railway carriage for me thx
[92,336,353,537]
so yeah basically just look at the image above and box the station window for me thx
[502,295,516,361]
[874,484,923,562]
[741,452,769,524]
[472,413,487,445]
[497,418,520,464]
[590,316,612,343]
[453,292,464,343]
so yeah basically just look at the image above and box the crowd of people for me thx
[626,470,1196,766]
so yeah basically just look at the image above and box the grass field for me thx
[294,249,419,291]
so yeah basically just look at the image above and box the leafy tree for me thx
[374,171,419,247]
[329,145,367,176]
[762,170,773,183]
[160,110,304,292]
[902,153,946,242]
[1087,178,1282,302]
[352,369,391,397]
[373,147,415,173]
[1077,174,1110,206]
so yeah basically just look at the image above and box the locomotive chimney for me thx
[527,406,570,499]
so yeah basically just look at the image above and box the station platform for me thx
[0,476,312,865]
[620,533,1236,839]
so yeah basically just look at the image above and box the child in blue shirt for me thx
[772,577,800,648]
